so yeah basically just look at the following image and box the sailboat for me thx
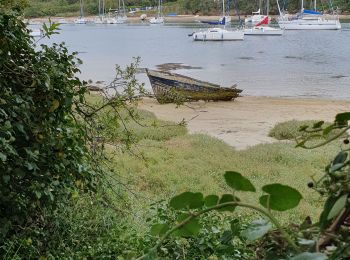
[116,0,127,23]
[106,0,127,24]
[219,0,231,24]
[94,0,107,24]
[244,0,284,36]
[245,0,267,24]
[150,0,164,24]
[74,0,87,24]
[244,16,284,35]
[277,0,341,30]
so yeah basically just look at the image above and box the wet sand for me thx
[138,96,350,150]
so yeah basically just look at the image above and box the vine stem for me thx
[136,201,300,259]
[301,126,350,149]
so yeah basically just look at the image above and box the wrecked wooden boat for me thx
[146,69,242,104]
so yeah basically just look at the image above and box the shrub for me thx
[0,11,100,245]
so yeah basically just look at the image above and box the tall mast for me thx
[314,0,317,11]
[223,0,225,17]
[267,0,269,16]
[301,0,304,11]
[80,0,84,17]
[259,0,262,13]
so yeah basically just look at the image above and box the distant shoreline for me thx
[26,14,350,24]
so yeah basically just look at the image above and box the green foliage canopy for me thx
[0,11,100,241]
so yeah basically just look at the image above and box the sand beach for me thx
[139,96,350,150]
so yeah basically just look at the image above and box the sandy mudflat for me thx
[139,96,350,150]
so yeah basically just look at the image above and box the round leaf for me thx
[218,194,240,212]
[224,171,256,192]
[169,192,204,210]
[259,184,302,211]
[173,214,201,237]
[150,223,169,237]
[204,195,219,207]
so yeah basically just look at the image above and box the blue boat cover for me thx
[201,17,225,25]
[303,9,322,15]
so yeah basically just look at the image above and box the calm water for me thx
[39,21,350,99]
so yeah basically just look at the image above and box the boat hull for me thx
[193,29,244,41]
[150,17,164,24]
[244,26,284,35]
[278,18,341,30]
[146,69,242,103]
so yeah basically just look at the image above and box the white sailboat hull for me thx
[150,17,164,24]
[278,16,341,30]
[245,15,267,24]
[193,28,244,41]
[244,26,284,35]
[74,18,87,24]
[116,16,127,24]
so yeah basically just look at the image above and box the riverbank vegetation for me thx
[1,5,350,259]
[23,0,350,18]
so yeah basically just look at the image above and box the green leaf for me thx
[312,121,324,129]
[290,252,327,260]
[319,196,338,229]
[169,192,203,210]
[240,219,271,241]
[297,238,315,247]
[230,219,241,236]
[259,184,302,211]
[327,194,348,220]
[323,124,334,135]
[299,125,309,131]
[217,194,240,212]
[329,163,345,173]
[335,112,350,125]
[204,195,219,207]
[332,151,348,165]
[150,223,169,237]
[224,171,256,192]
[0,152,7,162]
[3,175,10,184]
[173,214,201,237]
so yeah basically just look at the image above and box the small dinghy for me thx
[146,69,242,103]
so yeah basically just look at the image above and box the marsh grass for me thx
[73,95,341,256]
[268,120,320,140]
[109,133,339,230]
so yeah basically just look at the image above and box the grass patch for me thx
[109,133,339,229]
[268,120,320,140]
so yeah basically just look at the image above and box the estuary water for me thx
[40,21,350,99]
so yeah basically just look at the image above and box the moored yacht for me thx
[277,0,341,30]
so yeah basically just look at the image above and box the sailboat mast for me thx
[259,0,262,13]
[301,0,304,11]
[314,0,317,11]
[224,0,226,16]
[267,0,269,16]
[80,0,84,17]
